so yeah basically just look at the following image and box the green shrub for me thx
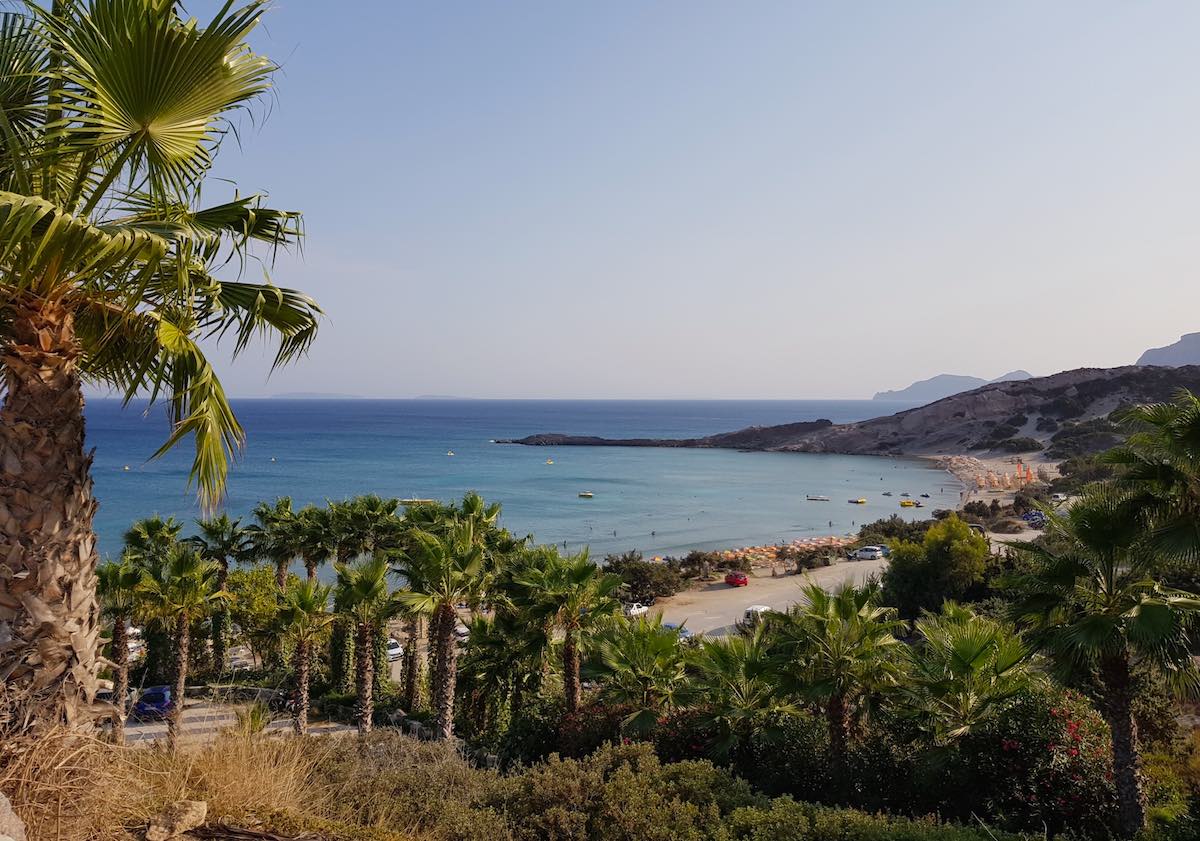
[605,551,685,603]
[556,700,632,758]
[990,437,1044,453]
[499,693,565,766]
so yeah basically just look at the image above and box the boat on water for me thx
[446,450,455,456]
[900,492,911,498]
[545,458,554,465]
[899,499,916,508]
[806,495,831,502]
[914,501,925,508]
[882,491,892,497]
[920,493,931,498]
[848,498,867,505]
[578,491,594,498]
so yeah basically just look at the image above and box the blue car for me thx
[132,686,174,720]
[662,622,694,640]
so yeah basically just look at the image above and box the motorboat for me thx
[920,493,931,498]
[881,491,892,496]
[578,491,594,498]
[446,450,455,456]
[806,495,831,501]
[899,500,916,508]
[545,458,554,465]
[848,498,867,505]
[900,492,911,498]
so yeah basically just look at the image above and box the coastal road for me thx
[653,558,888,636]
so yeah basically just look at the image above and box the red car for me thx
[724,571,749,587]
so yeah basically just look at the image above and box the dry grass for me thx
[0,728,329,841]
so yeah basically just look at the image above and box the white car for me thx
[738,605,772,629]
[851,546,885,561]
[624,602,649,618]
[386,638,404,662]
[453,623,470,642]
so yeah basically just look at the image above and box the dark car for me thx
[132,686,174,720]
[724,571,749,587]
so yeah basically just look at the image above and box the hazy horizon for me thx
[184,1,1200,400]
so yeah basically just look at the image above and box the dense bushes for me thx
[312,736,1024,841]
[604,551,686,603]
[880,516,989,618]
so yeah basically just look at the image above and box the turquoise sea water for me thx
[87,399,961,564]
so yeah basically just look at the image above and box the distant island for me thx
[872,370,1031,402]
[1137,332,1200,367]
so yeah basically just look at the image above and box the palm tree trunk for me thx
[168,612,190,752]
[563,630,581,713]
[293,639,310,736]
[212,559,229,672]
[110,612,129,745]
[373,621,388,697]
[1101,654,1146,838]
[305,557,317,582]
[0,303,103,731]
[401,615,421,711]
[331,619,355,694]
[434,603,458,740]
[355,621,374,736]
[275,558,288,590]
[826,693,850,792]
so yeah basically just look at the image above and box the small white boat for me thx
[446,450,455,456]
[578,491,594,499]
[806,495,830,502]
[545,458,554,465]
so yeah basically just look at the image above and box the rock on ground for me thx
[0,792,26,841]
[146,800,207,841]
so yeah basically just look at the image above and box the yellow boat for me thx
[847,498,866,504]
[899,499,916,508]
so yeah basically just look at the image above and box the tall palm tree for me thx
[277,580,333,736]
[688,624,789,758]
[295,505,336,582]
[249,497,302,589]
[771,583,904,774]
[0,0,319,731]
[333,556,401,736]
[396,521,487,739]
[1008,488,1200,838]
[1106,389,1200,561]
[584,615,692,736]
[901,602,1041,745]
[96,557,143,744]
[513,549,621,712]
[137,545,228,751]
[188,514,251,671]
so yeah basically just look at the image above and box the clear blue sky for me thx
[193,1,1200,399]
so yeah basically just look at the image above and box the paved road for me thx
[653,558,888,636]
[123,699,354,745]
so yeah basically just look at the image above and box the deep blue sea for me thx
[86,399,961,564]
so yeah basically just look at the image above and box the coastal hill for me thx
[872,370,1031,402]
[502,366,1200,457]
[1137,332,1200,367]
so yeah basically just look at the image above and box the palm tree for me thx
[584,615,692,736]
[0,0,319,730]
[123,516,184,572]
[513,549,621,712]
[396,522,487,739]
[688,624,789,758]
[771,583,904,775]
[1008,487,1200,838]
[1106,390,1200,562]
[333,557,401,736]
[295,505,335,582]
[137,545,228,751]
[277,580,334,735]
[188,514,251,671]
[96,557,143,744]
[901,602,1041,745]
[249,497,302,589]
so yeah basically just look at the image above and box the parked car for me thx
[851,545,885,561]
[624,602,649,618]
[738,605,772,630]
[662,622,693,640]
[724,571,749,587]
[1050,493,1068,504]
[386,637,404,662]
[132,686,174,721]
[453,623,470,642]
